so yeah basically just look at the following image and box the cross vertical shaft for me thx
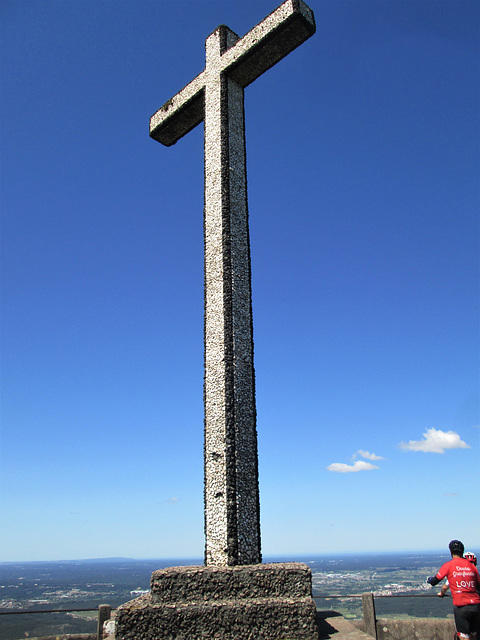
[203,26,261,566]
[149,0,315,568]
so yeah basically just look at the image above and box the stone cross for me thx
[150,0,315,567]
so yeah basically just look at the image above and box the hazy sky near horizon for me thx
[1,0,478,563]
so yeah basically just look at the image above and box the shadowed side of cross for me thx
[149,0,315,567]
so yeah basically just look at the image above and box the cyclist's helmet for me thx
[449,540,465,556]
[464,552,477,566]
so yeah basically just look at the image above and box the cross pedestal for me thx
[116,2,318,638]
[116,563,318,640]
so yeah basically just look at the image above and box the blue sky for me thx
[1,0,478,563]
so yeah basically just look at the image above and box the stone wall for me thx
[354,617,455,640]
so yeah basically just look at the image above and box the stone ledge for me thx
[150,562,313,603]
[116,595,318,639]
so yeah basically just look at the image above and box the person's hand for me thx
[437,591,445,598]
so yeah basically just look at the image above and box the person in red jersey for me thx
[427,540,480,640]
[440,553,479,598]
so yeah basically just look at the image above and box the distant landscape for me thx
[0,552,457,640]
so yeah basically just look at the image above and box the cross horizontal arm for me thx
[150,70,205,146]
[222,0,315,88]
[149,0,314,147]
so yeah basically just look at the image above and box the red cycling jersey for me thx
[435,558,480,607]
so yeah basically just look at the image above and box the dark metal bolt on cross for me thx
[150,0,315,567]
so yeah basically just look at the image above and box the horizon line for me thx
[0,548,453,565]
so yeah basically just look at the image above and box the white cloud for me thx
[400,428,470,454]
[353,450,385,461]
[159,497,179,505]
[327,460,379,473]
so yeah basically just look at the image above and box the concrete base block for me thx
[115,563,319,640]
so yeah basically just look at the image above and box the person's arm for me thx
[438,581,449,597]
[427,562,448,588]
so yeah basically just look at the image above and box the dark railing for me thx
[0,607,107,615]
[0,603,112,640]
[313,592,451,639]
[314,593,448,598]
